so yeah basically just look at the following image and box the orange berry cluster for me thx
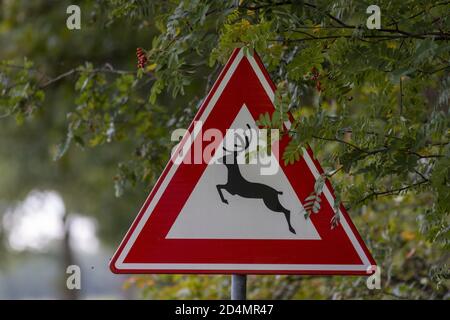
[136,47,147,69]
[310,67,322,92]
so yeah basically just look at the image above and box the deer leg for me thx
[282,209,296,234]
[216,184,229,204]
[263,196,296,234]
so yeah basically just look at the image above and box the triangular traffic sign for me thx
[110,48,376,275]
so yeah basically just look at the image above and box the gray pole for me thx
[231,274,247,300]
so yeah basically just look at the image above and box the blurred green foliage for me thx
[0,0,449,299]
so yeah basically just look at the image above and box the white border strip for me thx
[246,53,275,102]
[118,263,368,271]
[115,48,371,271]
[301,148,370,266]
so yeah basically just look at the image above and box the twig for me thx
[325,165,343,178]
[1,63,137,89]
[39,66,137,88]
[399,77,403,115]
[311,135,389,156]
[39,69,77,88]
[407,151,443,159]
[413,169,429,182]
[354,179,429,205]
[312,135,366,153]
[386,1,450,26]
[242,1,449,40]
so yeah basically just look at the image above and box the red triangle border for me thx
[110,48,376,275]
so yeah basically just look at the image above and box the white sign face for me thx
[167,105,321,240]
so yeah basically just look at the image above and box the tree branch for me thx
[311,134,388,156]
[386,1,450,26]
[242,1,449,40]
[297,131,444,160]
[312,135,366,153]
[39,65,137,88]
[39,69,77,88]
[354,179,429,205]
[399,77,403,115]
[407,151,443,159]
[325,165,343,178]
[275,33,449,43]
[1,62,138,89]
[413,169,429,182]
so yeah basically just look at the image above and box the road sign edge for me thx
[110,48,377,275]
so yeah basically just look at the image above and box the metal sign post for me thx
[231,274,247,300]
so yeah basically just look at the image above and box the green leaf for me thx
[149,79,164,104]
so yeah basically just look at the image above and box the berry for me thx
[136,47,148,69]
[310,67,322,92]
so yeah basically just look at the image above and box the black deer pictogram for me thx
[216,124,296,234]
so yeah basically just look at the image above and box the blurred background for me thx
[0,0,153,299]
[0,0,448,299]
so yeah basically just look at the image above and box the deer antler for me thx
[222,124,253,153]
[243,124,252,151]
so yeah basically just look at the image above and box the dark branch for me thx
[311,135,366,153]
[242,1,449,40]
[39,66,137,88]
[354,179,429,206]
[1,63,138,89]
